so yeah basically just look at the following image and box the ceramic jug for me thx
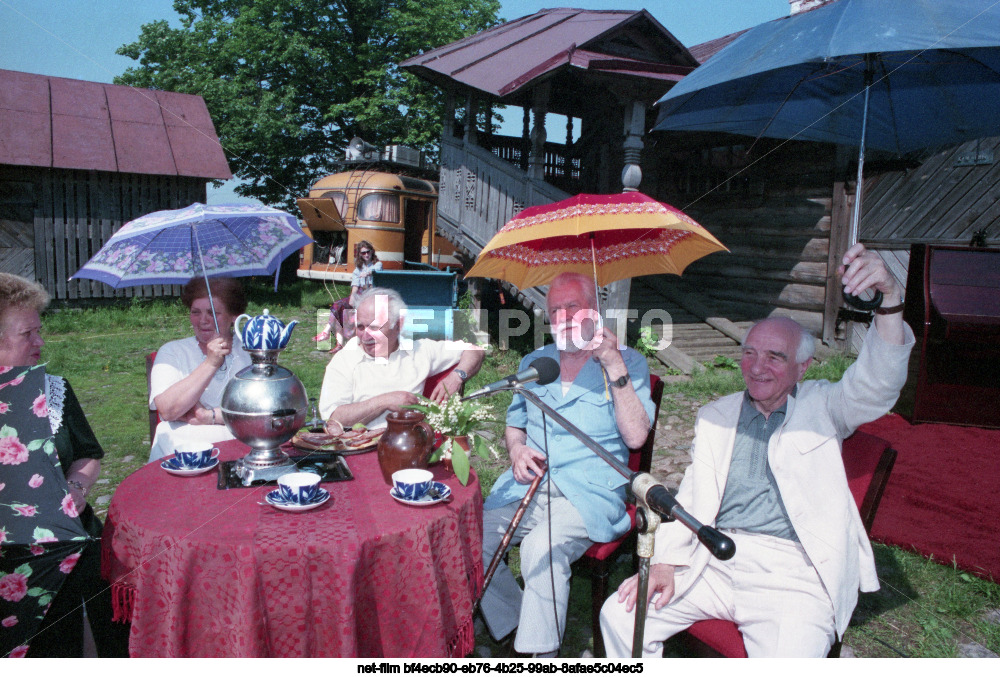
[376,410,434,484]
[235,309,298,351]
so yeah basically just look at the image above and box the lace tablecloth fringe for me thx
[110,582,137,623]
[448,557,485,658]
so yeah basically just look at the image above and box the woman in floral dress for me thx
[0,273,127,657]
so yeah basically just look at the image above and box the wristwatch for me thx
[609,372,631,389]
[453,368,469,382]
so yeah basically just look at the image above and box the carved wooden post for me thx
[464,93,478,146]
[521,106,530,172]
[564,115,574,182]
[621,100,645,192]
[443,91,455,139]
[604,100,647,335]
[528,82,550,181]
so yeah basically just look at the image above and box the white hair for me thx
[355,286,408,327]
[743,318,815,364]
[548,272,598,309]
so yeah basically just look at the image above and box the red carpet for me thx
[858,414,1000,581]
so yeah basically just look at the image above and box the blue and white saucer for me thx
[264,487,331,512]
[160,456,220,476]
[389,481,451,507]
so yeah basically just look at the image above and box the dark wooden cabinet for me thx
[904,244,1000,428]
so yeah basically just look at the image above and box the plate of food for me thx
[290,424,383,455]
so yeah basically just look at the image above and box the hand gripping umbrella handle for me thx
[843,289,883,311]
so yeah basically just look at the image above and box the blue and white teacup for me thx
[392,468,434,501]
[174,444,219,469]
[277,472,321,504]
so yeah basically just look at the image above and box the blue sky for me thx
[0,0,789,201]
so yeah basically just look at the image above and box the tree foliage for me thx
[116,0,500,209]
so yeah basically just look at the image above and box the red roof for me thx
[688,29,752,64]
[400,8,695,101]
[0,69,232,179]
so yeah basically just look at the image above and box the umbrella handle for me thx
[843,289,883,311]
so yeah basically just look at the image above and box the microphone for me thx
[464,357,560,399]
[634,479,735,561]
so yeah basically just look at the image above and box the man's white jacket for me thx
[653,323,915,635]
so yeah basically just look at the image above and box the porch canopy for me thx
[400,8,697,113]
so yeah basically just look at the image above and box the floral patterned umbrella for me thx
[1,366,90,658]
[464,192,727,289]
[71,203,312,328]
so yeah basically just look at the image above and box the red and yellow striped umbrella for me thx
[464,192,728,288]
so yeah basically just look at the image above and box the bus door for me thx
[403,198,430,264]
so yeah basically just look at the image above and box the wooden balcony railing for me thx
[437,135,570,256]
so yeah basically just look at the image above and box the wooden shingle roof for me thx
[0,69,232,180]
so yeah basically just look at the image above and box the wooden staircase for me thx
[630,277,748,374]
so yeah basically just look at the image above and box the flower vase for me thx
[439,435,471,475]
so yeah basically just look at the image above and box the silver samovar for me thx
[221,309,307,485]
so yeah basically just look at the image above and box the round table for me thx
[102,441,483,657]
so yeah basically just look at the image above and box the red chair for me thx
[674,430,897,658]
[423,364,460,398]
[574,374,665,658]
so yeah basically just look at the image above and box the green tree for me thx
[116,0,500,209]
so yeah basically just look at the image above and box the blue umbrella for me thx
[653,0,1000,306]
[72,202,312,329]
[654,0,1000,151]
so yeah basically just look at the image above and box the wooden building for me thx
[0,69,232,300]
[401,8,698,320]
[402,4,1000,361]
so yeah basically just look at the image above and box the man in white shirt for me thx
[318,287,484,428]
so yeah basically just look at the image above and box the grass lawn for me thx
[36,277,999,658]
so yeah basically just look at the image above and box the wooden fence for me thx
[1,165,206,300]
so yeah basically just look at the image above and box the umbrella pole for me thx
[591,237,610,400]
[849,70,869,248]
[192,224,221,335]
[844,57,883,311]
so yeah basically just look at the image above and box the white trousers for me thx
[479,483,593,654]
[600,530,836,658]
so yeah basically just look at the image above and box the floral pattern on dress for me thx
[0,366,88,658]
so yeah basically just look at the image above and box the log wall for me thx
[646,139,840,338]
[0,165,206,300]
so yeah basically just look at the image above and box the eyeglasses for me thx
[360,250,372,255]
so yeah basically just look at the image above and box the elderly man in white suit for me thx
[600,244,915,657]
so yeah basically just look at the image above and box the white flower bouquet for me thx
[404,394,500,485]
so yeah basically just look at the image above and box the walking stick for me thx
[476,471,545,607]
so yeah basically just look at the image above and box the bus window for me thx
[319,191,348,216]
[358,193,400,223]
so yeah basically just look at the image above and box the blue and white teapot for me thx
[235,309,298,351]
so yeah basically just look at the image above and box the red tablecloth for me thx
[101,441,483,657]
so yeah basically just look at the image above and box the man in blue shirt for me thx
[479,272,656,656]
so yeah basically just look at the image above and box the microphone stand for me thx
[466,385,735,657]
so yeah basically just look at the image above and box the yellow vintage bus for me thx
[296,169,462,282]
